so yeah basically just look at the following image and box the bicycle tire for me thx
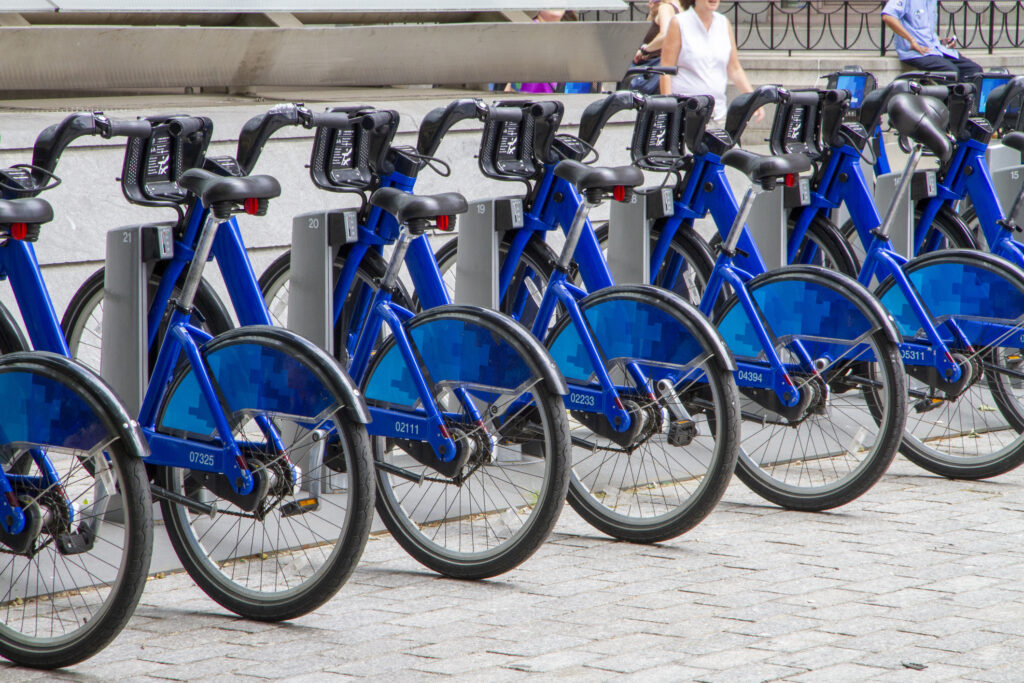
[0,352,152,669]
[0,303,27,354]
[61,265,233,375]
[363,305,571,578]
[716,266,907,510]
[154,326,374,620]
[544,285,741,542]
[787,213,860,278]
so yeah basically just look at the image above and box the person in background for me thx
[506,10,569,94]
[658,0,760,123]
[880,0,981,80]
[627,0,684,94]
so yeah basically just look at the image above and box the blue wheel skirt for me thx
[159,343,336,436]
[0,371,107,451]
[547,298,705,383]
[364,318,534,406]
[718,279,874,360]
[879,262,1024,339]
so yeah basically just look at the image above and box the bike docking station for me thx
[985,145,1024,220]
[453,197,525,309]
[286,208,360,350]
[873,164,937,261]
[101,222,174,413]
[607,186,673,284]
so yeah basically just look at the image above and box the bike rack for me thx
[987,143,1022,173]
[873,169,936,259]
[607,187,674,285]
[454,197,524,309]
[750,179,811,271]
[286,209,359,353]
[101,222,174,414]
[988,160,1024,220]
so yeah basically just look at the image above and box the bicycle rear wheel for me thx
[154,326,374,620]
[0,353,151,669]
[363,305,571,579]
[716,267,907,510]
[544,285,740,542]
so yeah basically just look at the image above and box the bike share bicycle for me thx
[0,112,378,653]
[0,167,153,669]
[769,78,1024,479]
[569,84,908,510]
[255,99,742,544]
[62,105,574,579]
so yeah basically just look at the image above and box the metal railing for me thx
[578,1,1024,55]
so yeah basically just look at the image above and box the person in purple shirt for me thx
[881,0,981,80]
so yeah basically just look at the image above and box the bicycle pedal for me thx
[280,497,319,518]
[667,419,697,447]
[913,397,945,414]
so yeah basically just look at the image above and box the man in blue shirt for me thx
[881,0,981,79]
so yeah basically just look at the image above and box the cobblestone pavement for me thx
[6,455,1024,682]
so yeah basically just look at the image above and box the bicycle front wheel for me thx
[154,326,374,621]
[363,305,571,579]
[0,353,151,669]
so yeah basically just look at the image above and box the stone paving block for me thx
[683,645,775,671]
[328,653,434,677]
[503,648,595,673]
[787,661,889,682]
[411,651,518,675]
[584,648,684,674]
[696,661,807,683]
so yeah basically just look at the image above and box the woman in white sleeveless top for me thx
[658,0,759,122]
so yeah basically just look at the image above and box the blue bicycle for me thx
[61,105,574,579]
[256,101,742,543]
[559,90,910,509]
[1,113,377,645]
[765,78,1024,479]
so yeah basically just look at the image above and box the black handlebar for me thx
[102,117,152,140]
[416,99,486,157]
[984,75,1024,130]
[578,91,639,147]
[725,85,790,144]
[312,111,352,131]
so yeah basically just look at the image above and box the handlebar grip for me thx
[578,91,636,147]
[168,117,205,137]
[312,111,351,130]
[106,118,152,139]
[489,106,524,124]
[358,111,393,133]
[529,101,561,119]
[725,84,788,144]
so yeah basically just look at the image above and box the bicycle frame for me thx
[786,142,965,382]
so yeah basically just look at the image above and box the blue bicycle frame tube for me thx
[0,240,71,356]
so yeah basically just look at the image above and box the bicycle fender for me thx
[362,305,568,408]
[718,265,902,360]
[546,286,736,385]
[160,326,371,431]
[0,351,150,459]
[609,284,737,371]
[876,249,1024,339]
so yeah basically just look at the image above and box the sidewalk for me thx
[6,455,1024,682]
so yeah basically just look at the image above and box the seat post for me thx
[557,197,596,272]
[382,228,413,292]
[723,185,761,255]
[876,144,923,240]
[177,212,220,312]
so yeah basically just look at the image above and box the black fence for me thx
[577,1,1024,55]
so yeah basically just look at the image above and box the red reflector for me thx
[244,198,260,215]
[437,215,451,231]
[784,174,796,188]
[235,455,248,471]
[783,374,795,387]
[10,223,27,240]
[5,491,18,507]
[613,185,627,202]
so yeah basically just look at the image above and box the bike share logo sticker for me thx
[144,132,173,194]
[330,128,356,174]
[647,112,669,153]
[498,121,519,158]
